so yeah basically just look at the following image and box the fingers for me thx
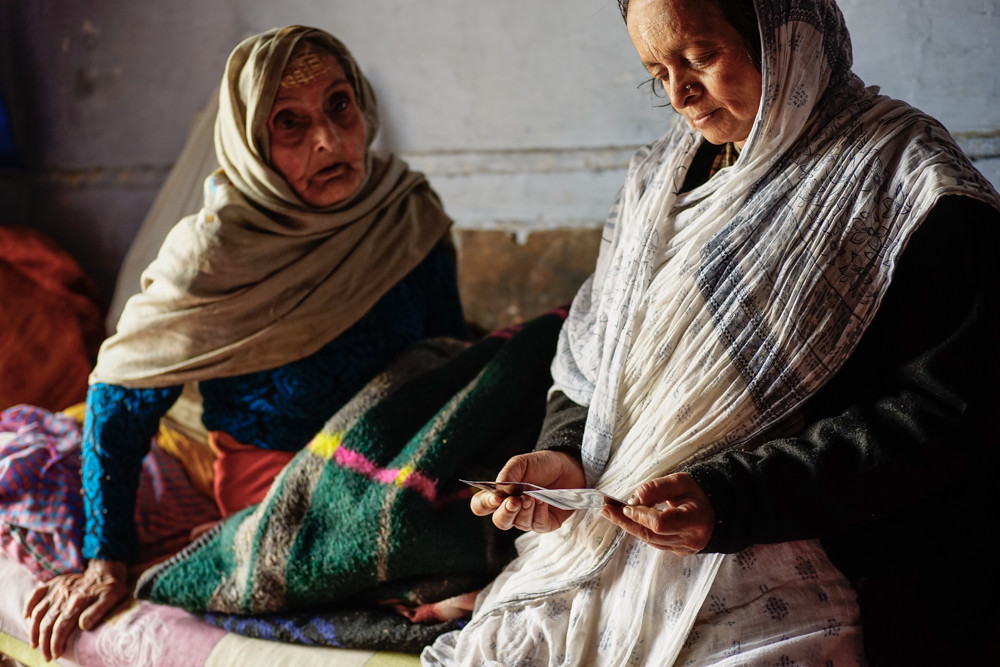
[631,473,694,506]
[27,582,72,659]
[32,605,53,661]
[626,473,714,551]
[46,597,85,662]
[470,490,501,516]
[27,595,50,649]
[29,585,94,661]
[471,491,563,533]
[601,505,668,544]
[493,495,533,531]
[622,503,672,534]
[511,497,556,533]
[600,504,690,555]
[468,451,586,534]
[23,583,50,619]
[79,588,123,631]
[506,495,572,533]
[496,451,586,490]
[494,454,530,486]
[23,562,129,661]
[467,453,532,522]
[469,490,524,529]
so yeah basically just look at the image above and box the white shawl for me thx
[425,0,999,664]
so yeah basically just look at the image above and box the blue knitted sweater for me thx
[82,243,468,562]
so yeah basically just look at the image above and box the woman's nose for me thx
[667,78,696,108]
[312,117,342,153]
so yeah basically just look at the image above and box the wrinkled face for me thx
[268,50,367,207]
[627,0,762,147]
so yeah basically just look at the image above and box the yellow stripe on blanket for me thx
[394,465,414,486]
[308,431,342,459]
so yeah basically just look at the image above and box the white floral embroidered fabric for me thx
[423,0,999,664]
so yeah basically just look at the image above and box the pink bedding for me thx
[0,405,422,667]
[0,555,419,667]
[0,555,226,666]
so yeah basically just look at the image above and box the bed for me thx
[0,395,433,667]
[0,306,562,667]
[0,267,562,667]
[0,556,420,667]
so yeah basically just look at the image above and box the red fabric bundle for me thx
[0,226,105,411]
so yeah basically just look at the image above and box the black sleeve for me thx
[681,195,1000,555]
[533,390,587,462]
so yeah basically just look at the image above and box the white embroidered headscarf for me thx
[425,0,999,663]
[91,26,453,387]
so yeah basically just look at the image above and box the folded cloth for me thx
[0,404,221,580]
[0,406,85,579]
[136,308,568,623]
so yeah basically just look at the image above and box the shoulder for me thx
[902,195,1000,271]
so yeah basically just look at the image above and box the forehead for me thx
[274,50,346,100]
[627,0,732,57]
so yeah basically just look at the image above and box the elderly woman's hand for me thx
[470,450,586,533]
[23,559,129,661]
[600,473,714,557]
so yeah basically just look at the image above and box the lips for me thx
[315,163,349,179]
[691,109,719,127]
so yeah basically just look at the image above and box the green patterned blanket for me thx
[136,309,566,616]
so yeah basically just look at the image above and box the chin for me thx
[691,118,750,147]
[305,175,364,208]
[697,129,743,146]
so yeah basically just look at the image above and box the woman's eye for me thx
[272,112,300,132]
[688,52,717,69]
[328,93,351,114]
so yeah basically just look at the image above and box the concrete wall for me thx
[840,0,1000,185]
[1,0,997,323]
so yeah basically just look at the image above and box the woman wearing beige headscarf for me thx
[24,26,468,661]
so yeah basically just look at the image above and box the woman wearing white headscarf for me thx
[427,0,1000,664]
[24,26,468,661]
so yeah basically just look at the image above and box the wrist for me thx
[87,559,128,579]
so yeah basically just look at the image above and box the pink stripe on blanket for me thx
[332,444,380,477]
[312,434,445,504]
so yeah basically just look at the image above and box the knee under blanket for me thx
[136,309,567,620]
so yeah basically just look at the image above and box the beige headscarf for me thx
[91,26,453,387]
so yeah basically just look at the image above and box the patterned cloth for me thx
[0,406,85,579]
[134,440,222,563]
[1,404,220,581]
[424,0,1000,664]
[137,310,567,639]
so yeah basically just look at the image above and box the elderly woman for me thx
[426,0,1000,664]
[23,26,468,661]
